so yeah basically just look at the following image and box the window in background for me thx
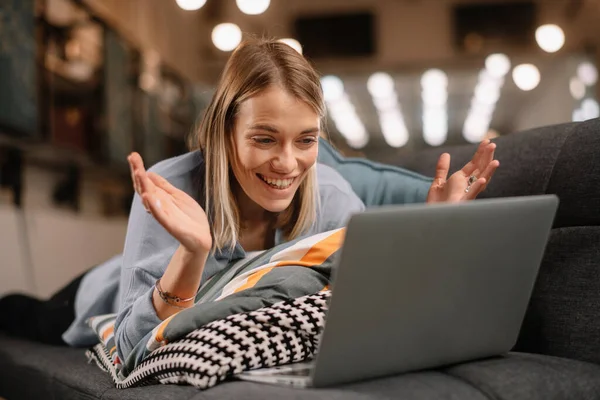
[104,27,136,167]
[453,1,537,54]
[294,12,375,59]
[0,0,38,137]
[41,0,104,159]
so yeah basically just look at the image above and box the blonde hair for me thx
[191,37,325,253]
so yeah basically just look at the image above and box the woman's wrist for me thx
[152,245,208,319]
[178,244,210,263]
[154,278,196,309]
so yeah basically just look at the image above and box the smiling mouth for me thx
[257,174,295,189]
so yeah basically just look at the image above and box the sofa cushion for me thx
[515,226,600,364]
[2,333,600,400]
[0,334,206,400]
[545,118,600,228]
[207,352,600,400]
[318,138,432,207]
[446,352,600,399]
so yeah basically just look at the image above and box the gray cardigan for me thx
[62,151,365,363]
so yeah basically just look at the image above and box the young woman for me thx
[0,38,499,362]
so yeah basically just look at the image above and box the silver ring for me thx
[465,175,477,193]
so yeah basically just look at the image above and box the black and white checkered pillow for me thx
[88,291,331,390]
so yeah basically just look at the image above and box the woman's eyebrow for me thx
[248,124,279,133]
[248,124,320,134]
[300,127,320,134]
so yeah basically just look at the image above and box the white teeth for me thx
[260,175,294,189]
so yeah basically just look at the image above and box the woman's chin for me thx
[252,178,299,212]
[260,198,294,213]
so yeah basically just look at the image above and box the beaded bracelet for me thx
[154,278,195,309]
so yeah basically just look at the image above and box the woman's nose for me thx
[271,147,298,173]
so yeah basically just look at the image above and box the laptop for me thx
[236,195,559,388]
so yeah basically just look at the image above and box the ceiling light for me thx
[278,38,302,54]
[175,0,207,11]
[478,69,504,85]
[569,77,586,100]
[463,114,492,143]
[421,69,448,89]
[368,73,408,148]
[469,100,495,117]
[321,75,344,102]
[577,62,598,86]
[335,116,369,148]
[423,119,449,146]
[378,110,409,148]
[474,81,501,105]
[581,98,600,119]
[421,69,448,146]
[372,96,398,110]
[535,24,565,53]
[347,136,369,149]
[367,72,395,98]
[236,0,270,15]
[485,53,511,78]
[512,64,541,91]
[325,78,369,149]
[211,23,242,52]
[421,90,448,106]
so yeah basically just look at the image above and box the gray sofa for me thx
[1,119,600,399]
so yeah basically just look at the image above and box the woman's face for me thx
[230,86,320,214]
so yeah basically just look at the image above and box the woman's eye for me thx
[253,137,275,145]
[299,137,317,145]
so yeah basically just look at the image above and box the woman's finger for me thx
[478,142,496,173]
[129,152,145,171]
[147,172,179,195]
[137,170,159,212]
[481,160,500,191]
[148,172,187,196]
[128,156,140,195]
[130,152,153,211]
[474,139,489,163]
[462,168,480,184]
[135,170,155,195]
[479,160,500,190]
[482,142,495,165]
[461,140,489,176]
[128,153,147,193]
[434,153,451,184]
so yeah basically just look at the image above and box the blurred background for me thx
[0,0,599,296]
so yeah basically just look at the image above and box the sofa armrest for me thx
[396,122,575,199]
[397,120,600,228]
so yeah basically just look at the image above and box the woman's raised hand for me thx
[426,139,500,204]
[127,152,213,255]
